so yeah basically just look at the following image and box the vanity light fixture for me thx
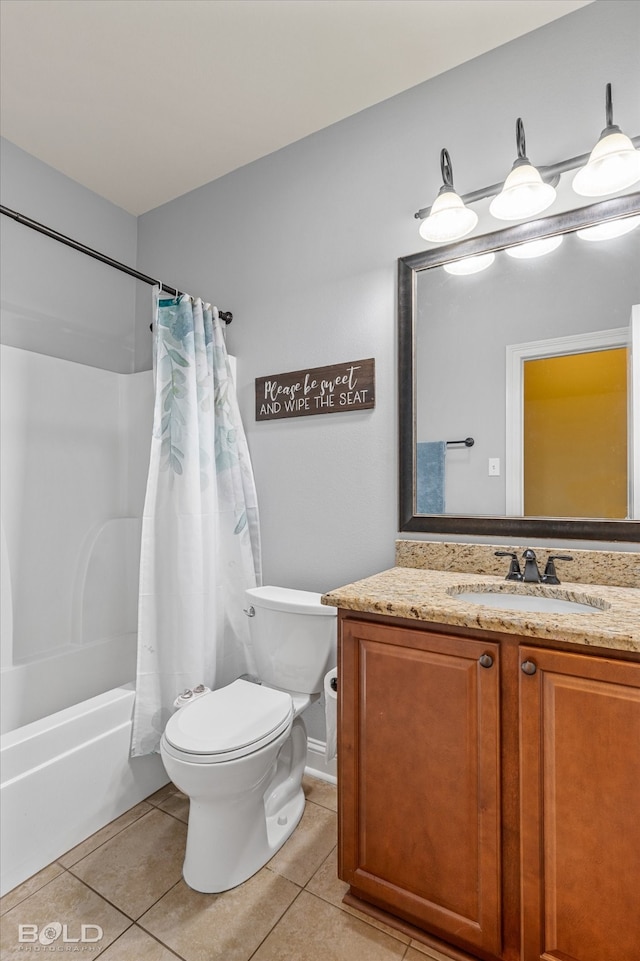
[504,235,563,259]
[489,119,557,221]
[413,86,639,242]
[418,148,478,243]
[443,252,495,275]
[576,214,640,241]
[573,84,640,197]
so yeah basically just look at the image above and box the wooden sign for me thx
[256,358,375,421]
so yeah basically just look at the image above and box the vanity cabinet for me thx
[338,616,502,957]
[519,645,640,961]
[337,612,640,961]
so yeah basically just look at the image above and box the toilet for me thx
[160,586,337,893]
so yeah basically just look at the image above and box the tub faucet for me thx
[522,549,541,583]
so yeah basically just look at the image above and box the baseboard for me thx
[305,736,337,784]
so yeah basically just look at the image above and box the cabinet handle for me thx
[479,653,494,669]
[521,660,537,676]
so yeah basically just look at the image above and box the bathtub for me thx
[0,684,168,896]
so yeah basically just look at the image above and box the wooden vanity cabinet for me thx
[519,645,640,961]
[338,615,503,958]
[338,612,640,961]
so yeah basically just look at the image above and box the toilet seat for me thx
[162,679,293,764]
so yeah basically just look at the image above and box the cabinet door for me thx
[519,646,640,961]
[339,619,501,957]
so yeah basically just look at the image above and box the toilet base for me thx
[175,715,309,894]
[183,785,305,894]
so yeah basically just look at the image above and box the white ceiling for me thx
[0,0,592,215]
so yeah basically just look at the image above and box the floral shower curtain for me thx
[131,291,261,756]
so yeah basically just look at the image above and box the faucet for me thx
[496,549,574,584]
[495,551,523,581]
[522,549,541,583]
[541,554,574,584]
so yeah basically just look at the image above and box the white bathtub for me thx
[0,684,168,896]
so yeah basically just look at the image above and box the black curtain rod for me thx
[0,204,233,325]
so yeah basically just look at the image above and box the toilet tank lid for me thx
[246,586,337,616]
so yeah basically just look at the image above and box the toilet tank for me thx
[245,586,337,695]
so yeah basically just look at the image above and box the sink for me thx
[451,589,604,615]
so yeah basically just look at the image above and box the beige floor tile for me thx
[58,801,153,867]
[154,790,190,823]
[266,799,337,886]
[146,781,177,807]
[0,871,130,959]
[70,808,187,919]
[0,862,65,916]
[251,890,407,961]
[307,847,410,944]
[303,773,338,812]
[100,924,179,960]
[139,869,300,961]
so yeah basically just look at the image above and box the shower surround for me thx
[0,345,167,894]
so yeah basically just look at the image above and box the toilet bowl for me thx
[160,586,337,893]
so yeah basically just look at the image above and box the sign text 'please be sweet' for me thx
[255,358,375,421]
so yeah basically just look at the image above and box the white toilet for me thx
[160,586,337,893]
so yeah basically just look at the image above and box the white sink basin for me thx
[452,590,603,615]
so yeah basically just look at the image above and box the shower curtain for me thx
[132,291,261,756]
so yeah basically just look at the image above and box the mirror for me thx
[399,192,640,542]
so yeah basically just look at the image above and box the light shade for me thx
[419,186,478,243]
[419,148,478,244]
[443,252,495,275]
[572,128,640,197]
[490,118,556,221]
[576,214,640,241]
[505,235,563,259]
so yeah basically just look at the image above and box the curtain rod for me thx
[0,204,233,325]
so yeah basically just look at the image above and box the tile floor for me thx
[1,775,447,961]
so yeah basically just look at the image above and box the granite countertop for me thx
[322,567,640,654]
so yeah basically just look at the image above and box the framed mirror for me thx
[398,192,640,542]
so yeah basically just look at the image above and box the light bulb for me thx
[419,187,478,243]
[490,119,556,222]
[573,129,640,197]
[419,148,478,244]
[490,161,556,221]
[573,83,640,197]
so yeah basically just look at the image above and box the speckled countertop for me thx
[322,566,640,654]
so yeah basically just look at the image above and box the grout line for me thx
[245,885,306,961]
[65,868,144,923]
[301,843,337,891]
[0,865,68,917]
[136,877,184,923]
[59,803,154,867]
[127,923,187,961]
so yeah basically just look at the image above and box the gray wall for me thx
[0,139,138,373]
[136,1,640,591]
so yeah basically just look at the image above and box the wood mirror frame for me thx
[398,192,640,542]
